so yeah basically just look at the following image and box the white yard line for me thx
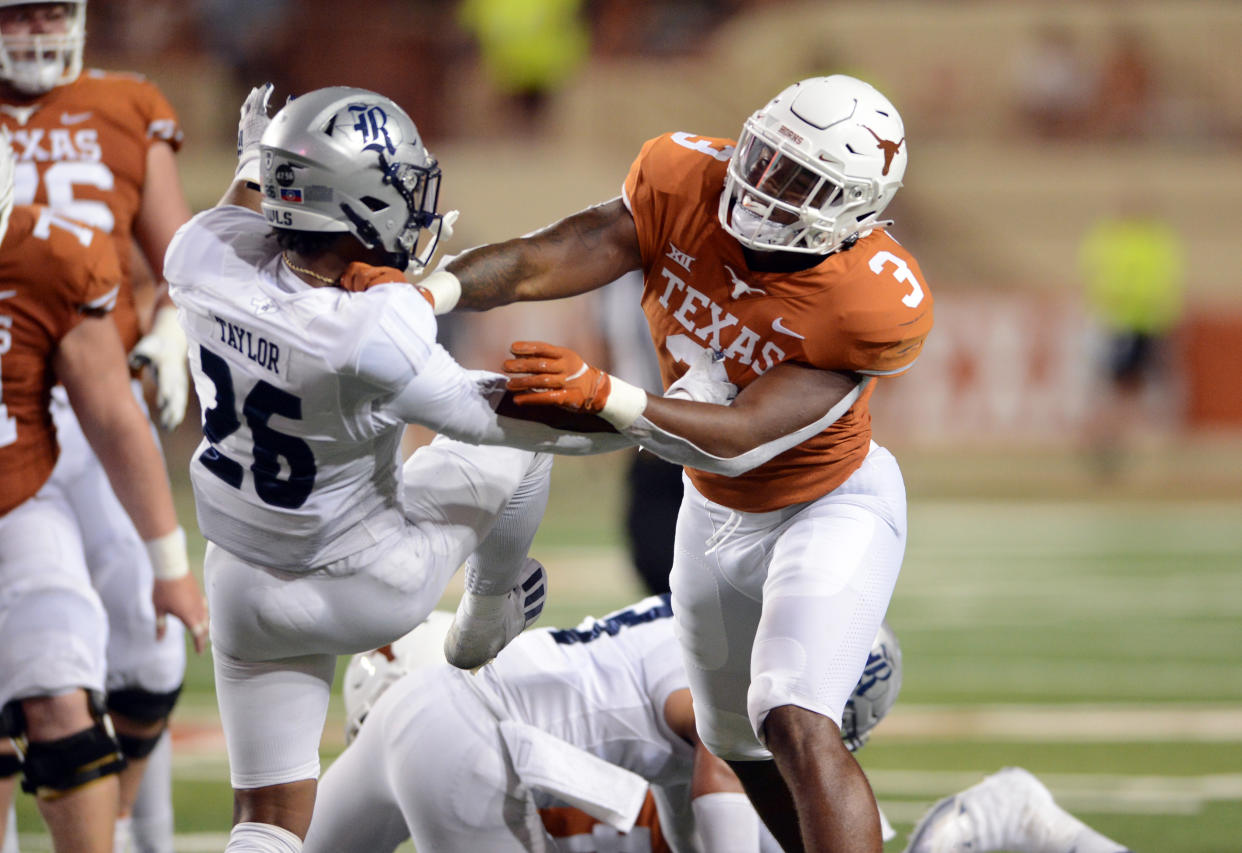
[880,704,1242,741]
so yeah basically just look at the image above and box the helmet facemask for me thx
[0,1,86,95]
[718,75,906,256]
[340,151,443,270]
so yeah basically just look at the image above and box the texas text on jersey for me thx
[0,68,183,351]
[622,132,934,512]
[0,203,121,514]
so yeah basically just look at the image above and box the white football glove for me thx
[439,208,460,245]
[235,82,274,183]
[129,305,189,431]
[664,346,736,406]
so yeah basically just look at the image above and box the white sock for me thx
[2,801,18,853]
[226,821,302,853]
[464,453,550,595]
[114,815,133,853]
[131,729,175,853]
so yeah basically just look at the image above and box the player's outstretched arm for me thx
[504,341,864,476]
[54,314,208,651]
[437,197,643,313]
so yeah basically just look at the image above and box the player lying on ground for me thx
[307,598,902,852]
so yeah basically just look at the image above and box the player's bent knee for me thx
[695,705,771,762]
[20,721,126,798]
[0,752,21,779]
[107,684,182,725]
[107,685,181,759]
[115,730,164,760]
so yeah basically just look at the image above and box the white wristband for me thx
[419,270,461,315]
[145,527,189,581]
[600,376,647,429]
[235,151,260,185]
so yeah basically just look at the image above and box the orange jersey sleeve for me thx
[0,205,122,515]
[622,133,933,511]
[1,70,184,350]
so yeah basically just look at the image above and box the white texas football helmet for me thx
[840,619,903,752]
[0,0,86,95]
[719,75,907,256]
[342,610,454,744]
[260,86,445,270]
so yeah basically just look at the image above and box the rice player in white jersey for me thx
[305,597,771,853]
[161,84,642,853]
[306,600,902,853]
[319,605,1133,853]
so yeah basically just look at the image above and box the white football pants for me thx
[49,385,186,695]
[305,668,547,853]
[671,441,908,760]
[211,438,550,788]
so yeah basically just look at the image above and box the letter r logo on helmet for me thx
[260,86,446,271]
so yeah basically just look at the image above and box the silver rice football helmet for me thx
[0,0,86,95]
[259,86,444,270]
[719,75,907,256]
[840,619,903,752]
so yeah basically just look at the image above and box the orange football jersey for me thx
[623,133,933,512]
[0,205,122,515]
[0,69,183,351]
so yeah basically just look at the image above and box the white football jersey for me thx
[477,594,692,791]
[166,206,505,570]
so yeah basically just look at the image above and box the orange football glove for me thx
[504,341,612,413]
[339,262,436,308]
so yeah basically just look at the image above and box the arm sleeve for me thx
[620,376,871,476]
[138,77,185,152]
[358,290,638,453]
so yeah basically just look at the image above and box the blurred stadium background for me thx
[16,0,1242,850]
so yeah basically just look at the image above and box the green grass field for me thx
[12,448,1242,852]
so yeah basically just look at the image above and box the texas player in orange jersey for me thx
[0,135,204,853]
[421,75,932,852]
[0,3,195,849]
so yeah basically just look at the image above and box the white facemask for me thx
[7,57,62,94]
[727,201,786,246]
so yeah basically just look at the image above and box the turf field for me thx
[12,447,1242,852]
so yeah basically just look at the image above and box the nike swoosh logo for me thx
[771,317,804,339]
[61,111,93,125]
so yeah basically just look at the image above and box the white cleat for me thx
[904,766,1056,853]
[444,558,547,671]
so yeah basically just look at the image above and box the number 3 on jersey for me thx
[197,346,316,508]
[868,250,925,308]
